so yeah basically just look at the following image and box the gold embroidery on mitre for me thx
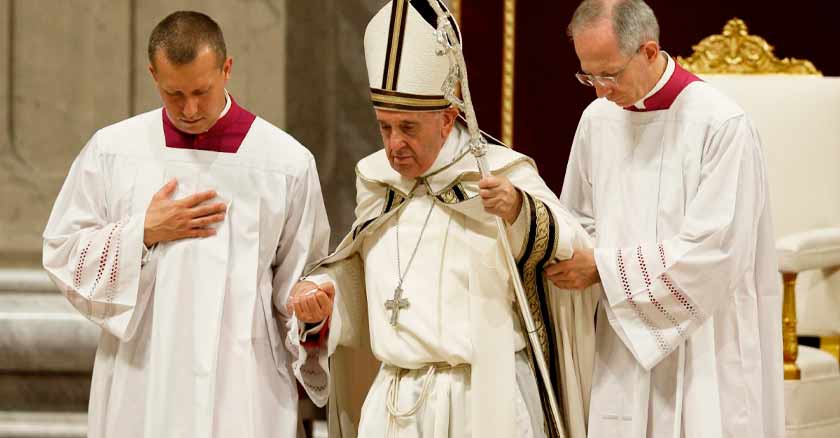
[370,89,452,111]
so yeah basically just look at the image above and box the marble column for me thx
[0,0,131,267]
[285,0,384,246]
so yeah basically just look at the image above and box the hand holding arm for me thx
[545,248,601,290]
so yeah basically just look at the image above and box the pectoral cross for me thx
[385,285,410,326]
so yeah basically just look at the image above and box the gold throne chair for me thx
[678,18,840,437]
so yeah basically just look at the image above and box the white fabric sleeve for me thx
[286,252,366,407]
[594,116,769,370]
[271,154,331,318]
[271,153,331,407]
[286,270,339,407]
[507,190,531,258]
[42,132,155,341]
[560,120,597,239]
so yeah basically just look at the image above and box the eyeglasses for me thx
[575,47,644,88]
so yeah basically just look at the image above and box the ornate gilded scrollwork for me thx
[676,18,821,75]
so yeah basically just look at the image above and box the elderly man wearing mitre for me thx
[284,1,597,437]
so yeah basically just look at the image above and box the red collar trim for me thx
[624,62,702,112]
[162,95,257,153]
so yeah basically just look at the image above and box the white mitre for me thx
[364,0,461,111]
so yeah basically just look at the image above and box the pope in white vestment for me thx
[285,1,597,438]
[42,12,329,438]
[290,124,596,438]
[556,2,784,437]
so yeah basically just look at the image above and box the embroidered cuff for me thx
[509,189,531,260]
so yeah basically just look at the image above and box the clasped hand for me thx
[287,281,335,323]
[143,179,227,247]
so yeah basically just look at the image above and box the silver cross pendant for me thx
[385,285,410,326]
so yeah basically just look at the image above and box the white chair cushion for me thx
[778,228,840,273]
[797,345,840,380]
[785,346,840,435]
[796,268,840,336]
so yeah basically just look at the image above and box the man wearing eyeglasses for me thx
[547,1,784,437]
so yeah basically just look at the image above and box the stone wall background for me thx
[285,0,385,248]
[0,0,390,266]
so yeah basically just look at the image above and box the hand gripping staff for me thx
[423,1,566,436]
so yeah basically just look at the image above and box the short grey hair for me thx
[567,0,660,55]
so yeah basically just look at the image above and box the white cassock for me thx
[561,55,784,438]
[287,123,598,438]
[42,106,330,438]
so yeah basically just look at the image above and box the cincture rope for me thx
[387,365,437,418]
[384,363,469,437]
[386,365,436,437]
